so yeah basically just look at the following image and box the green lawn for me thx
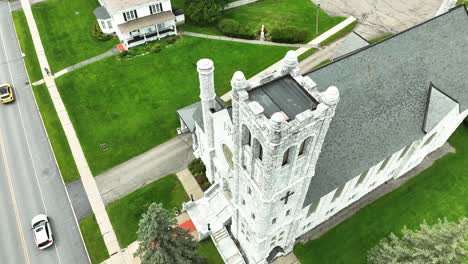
[32,84,80,183]
[107,174,188,247]
[319,20,357,46]
[12,10,42,82]
[55,36,290,175]
[198,238,224,264]
[294,124,468,264]
[31,0,118,71]
[80,214,109,264]
[298,48,318,62]
[181,0,347,42]
[368,33,394,44]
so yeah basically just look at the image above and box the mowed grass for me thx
[294,124,468,264]
[180,0,346,42]
[107,175,188,247]
[55,36,290,175]
[31,0,118,71]
[12,10,42,82]
[79,214,109,264]
[32,85,80,183]
[198,238,224,264]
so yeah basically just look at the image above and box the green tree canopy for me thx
[368,218,468,264]
[135,203,204,264]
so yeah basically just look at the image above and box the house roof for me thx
[118,11,175,33]
[103,0,159,14]
[247,76,318,120]
[94,6,111,20]
[178,97,228,133]
[177,102,199,133]
[423,85,459,133]
[302,5,468,207]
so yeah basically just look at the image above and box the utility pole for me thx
[316,3,320,36]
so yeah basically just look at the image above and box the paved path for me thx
[9,0,45,11]
[297,143,455,243]
[19,0,121,256]
[0,1,89,263]
[95,133,194,205]
[53,48,117,78]
[181,31,306,47]
[176,169,205,201]
[224,0,259,10]
[298,38,345,73]
[311,0,444,39]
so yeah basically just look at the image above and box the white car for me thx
[31,214,54,249]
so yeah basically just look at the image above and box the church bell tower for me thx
[229,51,340,263]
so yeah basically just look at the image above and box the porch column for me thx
[156,25,160,40]
[144,32,147,43]
[173,20,178,35]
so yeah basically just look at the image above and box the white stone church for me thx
[177,6,468,264]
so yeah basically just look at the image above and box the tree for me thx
[185,0,223,25]
[368,218,468,264]
[135,203,204,264]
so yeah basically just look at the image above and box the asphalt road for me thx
[0,1,89,263]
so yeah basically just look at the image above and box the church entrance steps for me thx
[183,183,246,264]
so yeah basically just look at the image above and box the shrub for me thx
[188,158,211,191]
[147,43,162,53]
[92,22,113,41]
[271,27,307,43]
[218,19,255,40]
[185,0,222,25]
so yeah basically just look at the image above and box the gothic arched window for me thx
[241,124,251,146]
[253,138,263,161]
[298,136,313,157]
[282,147,293,166]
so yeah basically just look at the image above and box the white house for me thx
[94,0,184,48]
[177,6,468,264]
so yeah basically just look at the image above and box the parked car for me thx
[0,83,14,104]
[31,214,54,249]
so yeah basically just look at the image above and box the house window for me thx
[307,202,319,217]
[332,186,344,202]
[150,3,163,14]
[399,145,411,159]
[356,169,369,186]
[423,133,437,147]
[369,181,377,188]
[279,231,284,237]
[123,10,137,21]
[285,210,290,216]
[247,187,251,195]
[348,194,357,201]
[100,20,106,30]
[326,208,334,215]
[272,218,276,224]
[107,21,112,29]
[271,236,276,242]
[379,157,390,172]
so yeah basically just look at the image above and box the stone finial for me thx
[321,86,340,105]
[231,71,248,91]
[281,50,299,75]
[197,58,216,101]
[270,112,285,129]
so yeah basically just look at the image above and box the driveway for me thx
[312,0,444,39]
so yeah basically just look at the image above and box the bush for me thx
[185,0,222,25]
[92,22,113,41]
[271,27,307,43]
[188,158,211,191]
[217,19,255,40]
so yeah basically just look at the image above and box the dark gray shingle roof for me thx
[303,6,468,206]
[248,76,318,120]
[192,97,228,132]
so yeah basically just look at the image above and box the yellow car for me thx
[0,83,14,104]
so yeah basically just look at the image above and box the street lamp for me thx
[316,4,320,36]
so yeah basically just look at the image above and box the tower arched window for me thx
[282,147,293,166]
[241,125,251,146]
[298,137,313,157]
[253,138,263,161]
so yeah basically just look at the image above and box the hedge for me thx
[271,27,308,43]
[218,19,256,40]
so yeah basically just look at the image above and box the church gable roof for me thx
[423,84,459,133]
[302,5,468,206]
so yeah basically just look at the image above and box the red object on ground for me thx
[116,43,126,53]
[179,219,196,233]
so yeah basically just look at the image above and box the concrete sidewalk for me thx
[176,169,204,201]
[96,133,194,205]
[19,0,120,257]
